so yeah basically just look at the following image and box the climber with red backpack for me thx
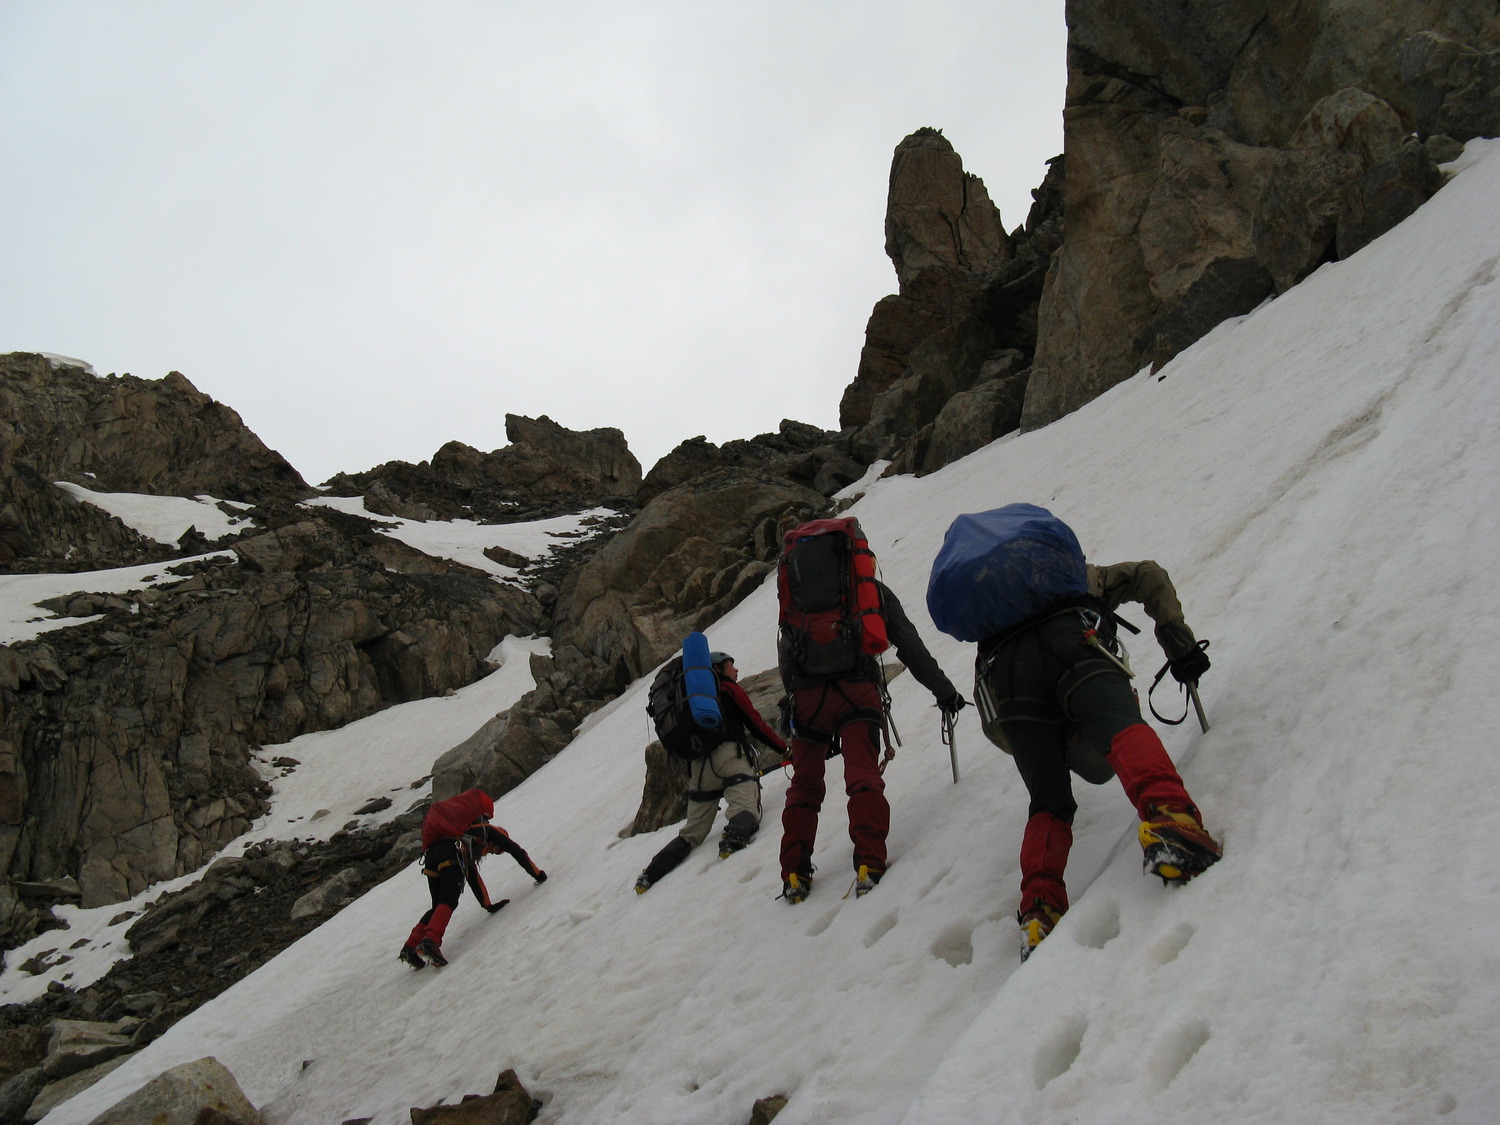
[776,516,963,904]
[926,504,1221,962]
[399,787,547,968]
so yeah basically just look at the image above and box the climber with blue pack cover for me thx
[636,642,788,893]
[927,503,1221,962]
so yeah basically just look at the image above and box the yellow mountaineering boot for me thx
[1139,805,1222,885]
[1018,898,1064,962]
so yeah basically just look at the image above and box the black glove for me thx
[938,693,967,718]
[1157,623,1210,684]
[532,870,548,885]
[1170,647,1210,684]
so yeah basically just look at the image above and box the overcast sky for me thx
[1,1,1065,487]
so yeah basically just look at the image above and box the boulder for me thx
[27,1055,134,1122]
[41,1021,134,1081]
[409,1069,536,1125]
[80,1056,260,1125]
[749,1094,789,1125]
[0,1067,45,1123]
[288,867,365,921]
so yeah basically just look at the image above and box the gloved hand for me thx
[1157,623,1210,684]
[938,693,967,718]
[532,870,548,885]
[1170,647,1210,684]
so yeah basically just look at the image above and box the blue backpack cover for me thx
[926,504,1089,642]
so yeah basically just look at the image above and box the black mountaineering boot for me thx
[718,811,759,859]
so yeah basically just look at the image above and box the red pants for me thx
[779,680,888,878]
[1018,723,1195,914]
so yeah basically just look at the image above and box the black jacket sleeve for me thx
[469,825,541,878]
[879,583,959,702]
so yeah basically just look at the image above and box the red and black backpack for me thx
[777,517,889,683]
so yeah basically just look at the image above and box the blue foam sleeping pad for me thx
[681,631,723,729]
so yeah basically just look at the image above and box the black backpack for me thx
[647,656,732,761]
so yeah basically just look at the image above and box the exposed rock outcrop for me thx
[1020,1,1495,429]
[841,129,1012,433]
[846,144,1064,474]
[0,354,307,574]
[0,354,306,503]
[554,469,827,686]
[636,421,859,506]
[0,508,541,919]
[325,414,642,523]
[409,1069,538,1125]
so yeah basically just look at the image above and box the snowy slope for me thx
[20,139,1500,1124]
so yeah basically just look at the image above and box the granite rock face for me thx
[0,509,541,917]
[841,129,1012,433]
[1020,0,1498,430]
[845,142,1064,475]
[0,354,308,574]
[325,413,642,523]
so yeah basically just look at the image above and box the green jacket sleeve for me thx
[1086,560,1196,657]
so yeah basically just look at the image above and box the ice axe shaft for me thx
[943,712,960,784]
[1188,683,1210,732]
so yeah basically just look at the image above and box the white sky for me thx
[0,1,1066,486]
[7,140,1498,1125]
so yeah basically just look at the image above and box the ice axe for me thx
[1149,645,1212,733]
[940,703,961,783]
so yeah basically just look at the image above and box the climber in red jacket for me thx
[400,788,546,968]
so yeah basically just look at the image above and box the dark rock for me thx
[636,421,844,507]
[1021,1,1495,431]
[0,1066,45,1124]
[0,1027,47,1086]
[749,1093,789,1125]
[482,545,530,570]
[842,129,1012,431]
[328,414,641,523]
[409,1068,537,1125]
[1401,30,1500,142]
